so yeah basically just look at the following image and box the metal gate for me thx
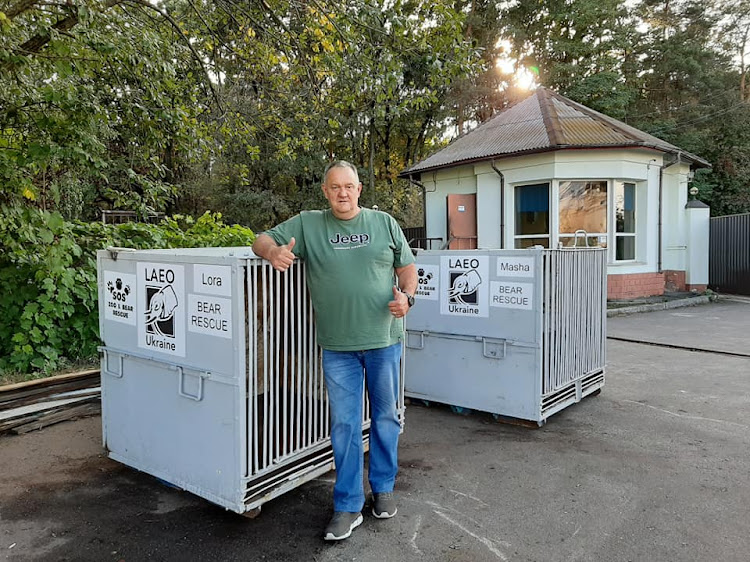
[710,213,750,296]
[541,248,607,415]
[242,260,395,508]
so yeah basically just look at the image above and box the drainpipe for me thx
[490,160,505,249]
[648,158,664,272]
[658,165,663,273]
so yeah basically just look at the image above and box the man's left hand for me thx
[388,286,409,318]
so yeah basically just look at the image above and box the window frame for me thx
[612,180,637,263]
[556,179,609,250]
[509,177,641,261]
[513,182,551,249]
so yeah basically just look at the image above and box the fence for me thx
[709,213,750,296]
[101,210,164,224]
[403,226,444,250]
[244,260,340,506]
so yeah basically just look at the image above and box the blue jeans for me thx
[322,343,402,513]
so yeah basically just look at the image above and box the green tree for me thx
[175,0,480,229]
[627,0,750,215]
[1,0,215,219]
[500,0,642,117]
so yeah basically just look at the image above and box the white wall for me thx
[661,162,692,272]
[475,154,556,250]
[637,157,661,275]
[685,203,710,286]
[424,167,476,248]
[475,169,502,248]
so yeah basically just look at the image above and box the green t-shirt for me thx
[264,208,415,351]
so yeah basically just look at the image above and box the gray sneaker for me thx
[323,511,363,541]
[372,492,398,519]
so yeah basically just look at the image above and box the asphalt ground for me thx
[607,295,750,355]
[1,298,749,561]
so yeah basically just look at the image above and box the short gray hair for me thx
[323,160,360,184]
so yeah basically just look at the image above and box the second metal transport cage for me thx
[404,247,606,425]
[97,247,405,514]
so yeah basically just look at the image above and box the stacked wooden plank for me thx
[0,370,101,435]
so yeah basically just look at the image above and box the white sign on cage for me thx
[137,262,186,356]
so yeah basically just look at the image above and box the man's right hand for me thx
[269,237,296,272]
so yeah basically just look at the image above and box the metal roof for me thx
[400,88,710,177]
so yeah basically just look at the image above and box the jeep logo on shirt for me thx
[329,232,370,248]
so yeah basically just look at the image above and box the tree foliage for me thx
[2,0,750,223]
[174,0,480,229]
[1,0,213,218]
[495,0,750,215]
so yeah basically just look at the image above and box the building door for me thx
[447,194,477,249]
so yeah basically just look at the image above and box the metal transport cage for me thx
[404,247,606,425]
[97,247,405,514]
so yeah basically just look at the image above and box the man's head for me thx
[322,160,363,220]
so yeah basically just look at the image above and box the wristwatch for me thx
[401,290,415,308]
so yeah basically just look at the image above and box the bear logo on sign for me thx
[107,278,131,302]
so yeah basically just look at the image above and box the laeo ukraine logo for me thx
[440,256,488,318]
[145,285,178,337]
[329,232,370,249]
[137,262,185,356]
[447,257,482,313]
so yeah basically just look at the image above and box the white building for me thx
[400,88,711,299]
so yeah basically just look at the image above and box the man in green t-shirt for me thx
[252,160,417,541]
